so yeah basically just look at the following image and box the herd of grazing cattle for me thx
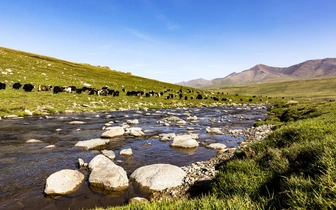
[0,81,248,102]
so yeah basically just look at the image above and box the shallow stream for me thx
[0,105,267,210]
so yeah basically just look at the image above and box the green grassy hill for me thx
[0,47,263,117]
[210,77,336,100]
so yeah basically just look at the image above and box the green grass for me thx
[0,46,269,117]
[210,77,336,100]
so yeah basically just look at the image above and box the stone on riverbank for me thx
[74,138,110,150]
[101,126,125,138]
[130,164,186,193]
[89,155,129,191]
[44,169,84,195]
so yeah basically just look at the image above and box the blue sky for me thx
[1,0,335,83]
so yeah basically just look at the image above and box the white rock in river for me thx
[159,133,176,141]
[26,139,43,143]
[207,143,227,150]
[126,127,145,137]
[102,149,116,160]
[44,169,84,195]
[171,134,199,148]
[68,121,86,125]
[101,126,125,138]
[120,148,133,156]
[130,164,186,193]
[74,138,109,150]
[89,155,129,191]
[127,119,139,124]
[206,127,224,134]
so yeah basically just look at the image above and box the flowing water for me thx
[0,105,267,210]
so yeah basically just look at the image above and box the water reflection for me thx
[0,105,267,210]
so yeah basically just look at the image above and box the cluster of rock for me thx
[43,115,273,203]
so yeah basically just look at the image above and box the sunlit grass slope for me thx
[210,77,336,100]
[0,46,268,117]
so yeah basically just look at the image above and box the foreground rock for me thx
[89,155,129,191]
[74,138,110,150]
[44,169,84,195]
[101,126,125,138]
[130,164,186,193]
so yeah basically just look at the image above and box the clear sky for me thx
[1,0,335,83]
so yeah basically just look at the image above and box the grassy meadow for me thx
[0,47,269,117]
[210,77,336,101]
[1,46,336,209]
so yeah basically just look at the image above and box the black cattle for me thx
[76,88,83,94]
[88,88,98,95]
[196,94,203,100]
[13,82,22,89]
[0,82,6,89]
[38,85,52,91]
[53,86,63,94]
[23,84,34,92]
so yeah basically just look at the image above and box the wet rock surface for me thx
[0,105,270,210]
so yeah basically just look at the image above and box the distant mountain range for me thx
[177,58,336,89]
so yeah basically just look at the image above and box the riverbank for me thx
[104,100,336,209]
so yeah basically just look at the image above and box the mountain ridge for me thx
[178,58,336,88]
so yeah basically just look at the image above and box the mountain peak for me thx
[178,58,336,88]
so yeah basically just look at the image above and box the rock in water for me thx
[101,126,125,138]
[130,164,186,193]
[88,155,129,191]
[44,169,84,195]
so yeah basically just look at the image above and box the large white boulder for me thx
[101,126,125,138]
[88,155,129,191]
[44,169,84,195]
[130,164,186,193]
[74,138,110,150]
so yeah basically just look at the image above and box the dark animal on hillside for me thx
[0,82,6,89]
[38,85,52,91]
[196,94,203,100]
[53,86,63,94]
[13,82,22,89]
[88,88,98,95]
[179,93,183,99]
[23,84,34,92]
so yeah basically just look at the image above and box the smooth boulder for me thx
[88,155,129,191]
[74,138,109,150]
[44,169,84,195]
[101,126,125,138]
[130,164,186,193]
[170,134,199,148]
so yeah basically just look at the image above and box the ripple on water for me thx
[0,106,267,209]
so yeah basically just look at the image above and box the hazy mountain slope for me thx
[179,58,336,88]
